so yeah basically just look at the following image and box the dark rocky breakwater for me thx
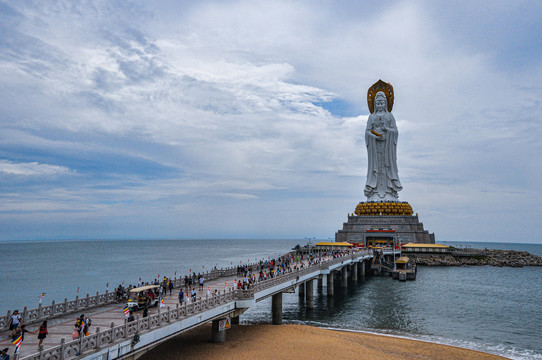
[412,249,542,267]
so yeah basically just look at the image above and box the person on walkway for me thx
[75,314,84,333]
[116,285,123,302]
[168,280,174,295]
[76,314,91,337]
[178,289,184,304]
[11,324,33,350]
[36,321,48,349]
[71,326,79,340]
[127,311,135,322]
[9,310,21,336]
[143,306,148,318]
[199,276,204,291]
[0,348,10,360]
[191,288,197,302]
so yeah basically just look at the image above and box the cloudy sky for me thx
[1,1,541,243]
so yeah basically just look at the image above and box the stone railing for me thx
[0,292,117,331]
[20,290,236,360]
[232,250,372,299]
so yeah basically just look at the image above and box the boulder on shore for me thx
[413,249,542,267]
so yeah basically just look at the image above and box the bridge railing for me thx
[20,290,237,360]
[0,292,118,332]
[232,250,372,299]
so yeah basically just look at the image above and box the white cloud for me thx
[0,160,74,176]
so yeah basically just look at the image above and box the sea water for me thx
[1,239,541,360]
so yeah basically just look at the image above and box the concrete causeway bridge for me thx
[1,248,399,360]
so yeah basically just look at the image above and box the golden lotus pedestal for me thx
[355,201,413,216]
[335,201,435,245]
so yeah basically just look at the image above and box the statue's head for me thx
[374,91,387,112]
[367,80,394,113]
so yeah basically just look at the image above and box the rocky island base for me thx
[413,249,542,267]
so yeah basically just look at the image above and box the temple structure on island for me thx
[335,80,435,246]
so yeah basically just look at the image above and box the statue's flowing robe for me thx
[364,112,402,198]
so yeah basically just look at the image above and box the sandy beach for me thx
[139,324,508,360]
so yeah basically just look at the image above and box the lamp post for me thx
[393,233,397,270]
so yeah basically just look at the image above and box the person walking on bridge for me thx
[191,288,197,302]
[8,310,21,336]
[36,321,48,349]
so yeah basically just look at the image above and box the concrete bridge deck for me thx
[1,248,399,360]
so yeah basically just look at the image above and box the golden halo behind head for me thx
[367,79,394,114]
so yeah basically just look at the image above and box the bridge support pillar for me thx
[306,280,314,310]
[352,263,358,282]
[341,267,348,288]
[317,276,323,291]
[211,319,226,343]
[360,261,365,278]
[298,282,305,298]
[326,273,334,297]
[272,292,282,325]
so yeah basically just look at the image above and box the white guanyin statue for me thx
[364,80,402,201]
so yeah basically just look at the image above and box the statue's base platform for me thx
[335,214,435,245]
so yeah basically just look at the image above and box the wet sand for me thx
[139,324,508,360]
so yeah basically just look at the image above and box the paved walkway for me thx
[0,255,330,359]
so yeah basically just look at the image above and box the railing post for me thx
[95,327,100,348]
[167,306,171,323]
[78,332,83,356]
[59,338,66,360]
[75,296,79,311]
[110,322,115,343]
[50,300,55,316]
[63,298,68,314]
[157,307,161,325]
[124,318,128,338]
[22,306,27,323]
[38,303,42,319]
[86,293,90,308]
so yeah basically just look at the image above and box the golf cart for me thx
[126,284,160,311]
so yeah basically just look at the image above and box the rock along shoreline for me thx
[413,248,542,267]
